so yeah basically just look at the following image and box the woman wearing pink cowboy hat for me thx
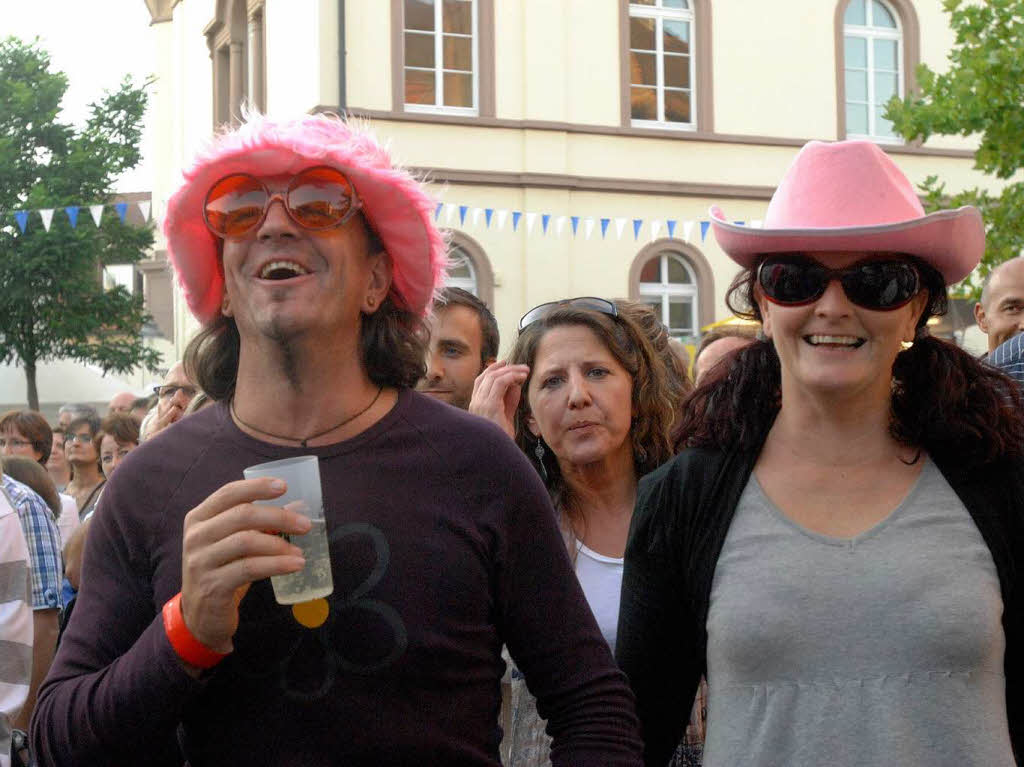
[616,139,1024,766]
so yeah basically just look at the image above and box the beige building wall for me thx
[147,0,998,358]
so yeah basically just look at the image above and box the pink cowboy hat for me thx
[710,140,984,284]
[163,113,448,323]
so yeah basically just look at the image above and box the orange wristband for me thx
[162,592,229,669]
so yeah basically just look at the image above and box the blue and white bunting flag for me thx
[14,211,28,233]
[65,206,79,228]
[90,205,104,227]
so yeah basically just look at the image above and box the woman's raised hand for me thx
[469,360,530,440]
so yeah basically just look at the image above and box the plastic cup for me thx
[243,456,334,604]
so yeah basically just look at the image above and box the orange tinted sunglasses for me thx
[203,166,363,239]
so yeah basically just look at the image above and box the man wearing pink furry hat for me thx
[31,113,642,766]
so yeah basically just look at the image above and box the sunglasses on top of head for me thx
[203,166,363,240]
[518,297,618,331]
[756,255,921,311]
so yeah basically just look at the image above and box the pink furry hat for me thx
[163,113,447,322]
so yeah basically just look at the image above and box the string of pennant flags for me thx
[4,198,765,243]
[432,202,763,242]
[2,200,151,234]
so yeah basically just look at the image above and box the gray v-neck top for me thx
[704,458,1014,766]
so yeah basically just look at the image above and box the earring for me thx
[367,297,376,308]
[534,441,548,481]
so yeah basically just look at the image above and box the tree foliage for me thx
[0,37,161,409]
[887,0,1024,297]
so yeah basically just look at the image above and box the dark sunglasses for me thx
[203,166,363,239]
[757,256,920,311]
[518,297,618,331]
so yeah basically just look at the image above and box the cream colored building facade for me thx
[143,0,996,357]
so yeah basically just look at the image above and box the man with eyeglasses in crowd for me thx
[140,361,199,441]
[32,113,642,766]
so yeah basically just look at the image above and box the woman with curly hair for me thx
[617,140,1024,766]
[471,297,676,767]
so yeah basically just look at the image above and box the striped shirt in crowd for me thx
[0,491,32,767]
[1,476,63,611]
[990,332,1024,386]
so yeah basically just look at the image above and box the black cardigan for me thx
[616,442,1024,766]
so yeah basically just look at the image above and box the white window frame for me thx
[638,252,698,340]
[844,0,904,143]
[445,246,478,295]
[629,0,696,131]
[404,0,479,116]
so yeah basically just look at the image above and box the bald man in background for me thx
[107,392,136,415]
[975,257,1024,354]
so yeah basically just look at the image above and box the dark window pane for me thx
[844,0,866,25]
[448,250,472,278]
[631,86,657,120]
[443,71,473,106]
[632,0,656,5]
[630,17,655,50]
[405,0,435,31]
[443,0,472,35]
[405,68,435,104]
[639,258,660,283]
[667,255,692,284]
[639,294,665,322]
[664,54,690,88]
[405,32,435,68]
[443,35,472,70]
[669,298,694,331]
[663,20,689,54]
[630,52,657,86]
[664,89,691,123]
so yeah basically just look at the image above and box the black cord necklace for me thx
[230,386,384,447]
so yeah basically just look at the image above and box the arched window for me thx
[443,231,495,308]
[837,0,919,141]
[637,251,699,340]
[446,246,478,294]
[629,241,713,343]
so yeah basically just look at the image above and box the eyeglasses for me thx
[203,166,363,239]
[757,256,920,311]
[153,384,199,400]
[0,438,30,449]
[67,433,94,444]
[518,297,618,331]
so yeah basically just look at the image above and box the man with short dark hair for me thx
[416,287,499,410]
[34,114,641,766]
[975,257,1024,354]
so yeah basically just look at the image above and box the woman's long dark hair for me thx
[675,256,1024,469]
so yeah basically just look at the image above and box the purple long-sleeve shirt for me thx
[32,390,641,766]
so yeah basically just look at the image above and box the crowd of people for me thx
[0,113,1022,767]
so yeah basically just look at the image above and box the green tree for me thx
[887,0,1024,297]
[0,37,161,410]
